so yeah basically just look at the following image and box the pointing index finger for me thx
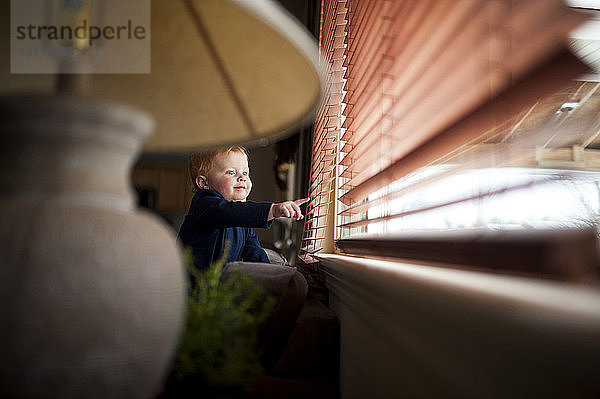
[295,197,310,206]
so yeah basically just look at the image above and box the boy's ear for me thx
[196,175,208,189]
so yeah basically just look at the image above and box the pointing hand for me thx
[268,198,310,220]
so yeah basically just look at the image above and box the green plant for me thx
[163,246,275,398]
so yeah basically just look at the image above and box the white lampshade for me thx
[2,0,326,151]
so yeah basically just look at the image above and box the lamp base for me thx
[0,95,185,398]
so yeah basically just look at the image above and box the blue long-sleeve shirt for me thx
[178,189,273,271]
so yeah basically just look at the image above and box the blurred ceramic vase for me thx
[0,95,185,398]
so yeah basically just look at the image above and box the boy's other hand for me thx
[269,198,310,221]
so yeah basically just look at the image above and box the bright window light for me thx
[367,167,600,234]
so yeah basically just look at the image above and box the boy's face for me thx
[203,151,252,201]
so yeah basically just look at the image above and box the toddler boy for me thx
[178,146,308,271]
[178,146,310,369]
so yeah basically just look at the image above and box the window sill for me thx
[318,253,600,319]
[316,253,600,398]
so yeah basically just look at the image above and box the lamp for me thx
[0,0,325,398]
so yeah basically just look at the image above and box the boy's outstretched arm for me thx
[268,198,309,221]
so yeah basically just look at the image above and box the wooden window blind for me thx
[301,0,348,259]
[300,0,593,264]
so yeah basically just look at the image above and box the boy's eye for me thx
[226,170,235,175]
[242,171,249,176]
